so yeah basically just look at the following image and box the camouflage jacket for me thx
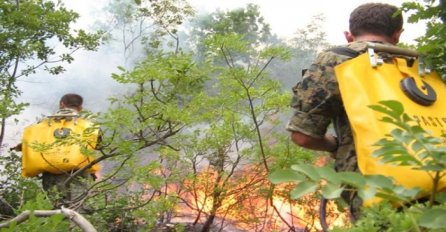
[286,41,373,173]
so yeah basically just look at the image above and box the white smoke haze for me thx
[5,1,135,148]
[6,51,123,148]
[4,0,425,149]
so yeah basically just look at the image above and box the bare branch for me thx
[0,207,97,232]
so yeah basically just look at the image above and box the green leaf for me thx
[290,181,319,199]
[358,186,376,200]
[419,208,446,229]
[373,145,410,158]
[368,104,389,115]
[321,183,343,199]
[380,116,396,124]
[316,166,341,184]
[373,184,419,202]
[379,100,404,116]
[369,100,404,120]
[337,172,366,187]
[411,140,426,153]
[365,175,394,190]
[260,46,291,60]
[375,192,406,202]
[402,187,421,199]
[401,113,413,123]
[418,164,446,172]
[379,153,422,166]
[290,164,320,181]
[269,169,306,184]
[434,192,446,204]
[117,65,126,72]
[389,128,406,141]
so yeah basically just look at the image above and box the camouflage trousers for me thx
[334,144,363,221]
[41,171,94,213]
[340,190,363,221]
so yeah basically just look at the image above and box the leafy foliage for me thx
[0,0,102,147]
[331,202,419,232]
[189,3,274,61]
[269,14,330,91]
[271,100,446,231]
[102,0,194,57]
[0,152,41,218]
[402,0,446,80]
[370,100,446,206]
[4,1,415,232]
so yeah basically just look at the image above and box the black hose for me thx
[319,197,329,232]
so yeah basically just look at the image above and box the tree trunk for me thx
[201,214,216,232]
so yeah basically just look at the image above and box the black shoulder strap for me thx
[327,46,360,58]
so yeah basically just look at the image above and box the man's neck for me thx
[57,108,79,114]
[353,34,396,45]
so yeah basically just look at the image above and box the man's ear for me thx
[392,28,404,44]
[344,31,354,43]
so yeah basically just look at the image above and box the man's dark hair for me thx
[349,3,403,37]
[60,93,83,108]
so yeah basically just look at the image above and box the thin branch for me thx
[0,117,6,149]
[220,44,233,68]
[0,207,97,232]
[150,79,166,104]
[248,56,274,89]
[14,47,81,80]
[64,151,119,187]
[165,29,180,54]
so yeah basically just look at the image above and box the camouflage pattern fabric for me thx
[41,108,95,212]
[286,41,372,220]
[42,171,93,212]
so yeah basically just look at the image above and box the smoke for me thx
[5,0,424,150]
[5,0,298,149]
[4,0,129,148]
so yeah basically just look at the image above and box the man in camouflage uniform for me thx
[12,93,97,212]
[41,93,97,212]
[286,3,404,220]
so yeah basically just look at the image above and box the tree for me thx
[179,32,291,231]
[0,0,102,148]
[1,0,195,228]
[88,4,308,231]
[85,3,327,231]
[270,14,330,91]
[402,0,446,80]
[100,0,194,62]
[84,50,210,231]
[188,3,273,61]
[1,1,332,231]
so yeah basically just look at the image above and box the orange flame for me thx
[171,162,349,231]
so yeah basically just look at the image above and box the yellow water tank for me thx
[21,117,100,177]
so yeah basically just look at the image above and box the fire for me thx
[126,155,349,231]
[171,162,349,231]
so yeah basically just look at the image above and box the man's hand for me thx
[290,132,338,153]
[10,143,22,152]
